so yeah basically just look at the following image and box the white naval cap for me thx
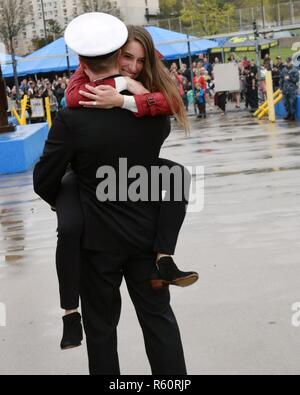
[65,13,128,58]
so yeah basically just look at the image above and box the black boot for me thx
[155,257,199,288]
[60,312,83,350]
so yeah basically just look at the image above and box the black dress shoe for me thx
[60,312,83,350]
[155,257,199,288]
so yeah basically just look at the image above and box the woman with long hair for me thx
[57,26,199,350]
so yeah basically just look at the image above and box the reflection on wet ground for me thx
[0,111,299,265]
[1,111,300,375]
[0,172,56,265]
[164,112,300,263]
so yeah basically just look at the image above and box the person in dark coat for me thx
[33,13,187,376]
[272,56,284,91]
[280,57,299,121]
[245,65,259,112]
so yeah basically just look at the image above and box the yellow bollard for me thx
[253,102,268,117]
[254,89,281,117]
[11,106,21,125]
[45,97,52,128]
[20,95,28,126]
[265,71,276,122]
[258,94,283,119]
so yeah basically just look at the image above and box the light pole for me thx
[41,0,48,41]
[261,0,266,30]
[145,0,150,24]
[253,20,261,81]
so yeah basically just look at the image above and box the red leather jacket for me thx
[66,67,177,118]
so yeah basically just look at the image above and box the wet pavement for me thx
[1,110,300,375]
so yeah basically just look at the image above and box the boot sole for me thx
[172,274,199,287]
[60,342,82,351]
[151,274,199,290]
[61,342,82,351]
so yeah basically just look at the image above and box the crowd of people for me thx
[6,75,70,122]
[168,53,299,121]
[5,52,300,123]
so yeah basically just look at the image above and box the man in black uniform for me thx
[280,57,299,121]
[272,56,284,91]
[33,13,186,375]
[245,64,258,112]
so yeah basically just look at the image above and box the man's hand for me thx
[124,77,150,95]
[285,76,290,81]
[79,85,124,109]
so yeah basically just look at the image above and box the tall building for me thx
[8,0,160,55]
[118,0,159,25]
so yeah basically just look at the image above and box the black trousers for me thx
[197,103,206,116]
[80,250,187,375]
[215,92,227,112]
[246,87,259,110]
[55,159,190,310]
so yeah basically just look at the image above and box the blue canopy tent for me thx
[2,38,79,78]
[2,27,218,78]
[1,53,21,75]
[0,53,22,64]
[145,26,218,60]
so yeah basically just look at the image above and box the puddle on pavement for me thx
[0,112,300,266]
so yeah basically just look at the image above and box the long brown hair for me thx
[126,25,190,134]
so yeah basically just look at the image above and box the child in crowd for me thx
[195,83,206,119]
[48,89,59,122]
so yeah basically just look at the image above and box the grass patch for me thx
[223,47,294,62]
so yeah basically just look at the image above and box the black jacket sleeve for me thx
[33,111,75,207]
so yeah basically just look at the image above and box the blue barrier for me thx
[0,123,49,175]
[275,95,300,120]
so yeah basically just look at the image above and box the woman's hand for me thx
[124,77,150,95]
[79,85,124,109]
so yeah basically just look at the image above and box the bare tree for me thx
[81,0,122,19]
[0,0,30,99]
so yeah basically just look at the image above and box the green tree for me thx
[47,19,63,41]
[31,20,63,50]
[181,0,236,35]
[31,37,52,51]
[159,0,183,18]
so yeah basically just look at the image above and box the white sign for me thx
[30,98,45,118]
[7,98,15,112]
[214,63,240,93]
